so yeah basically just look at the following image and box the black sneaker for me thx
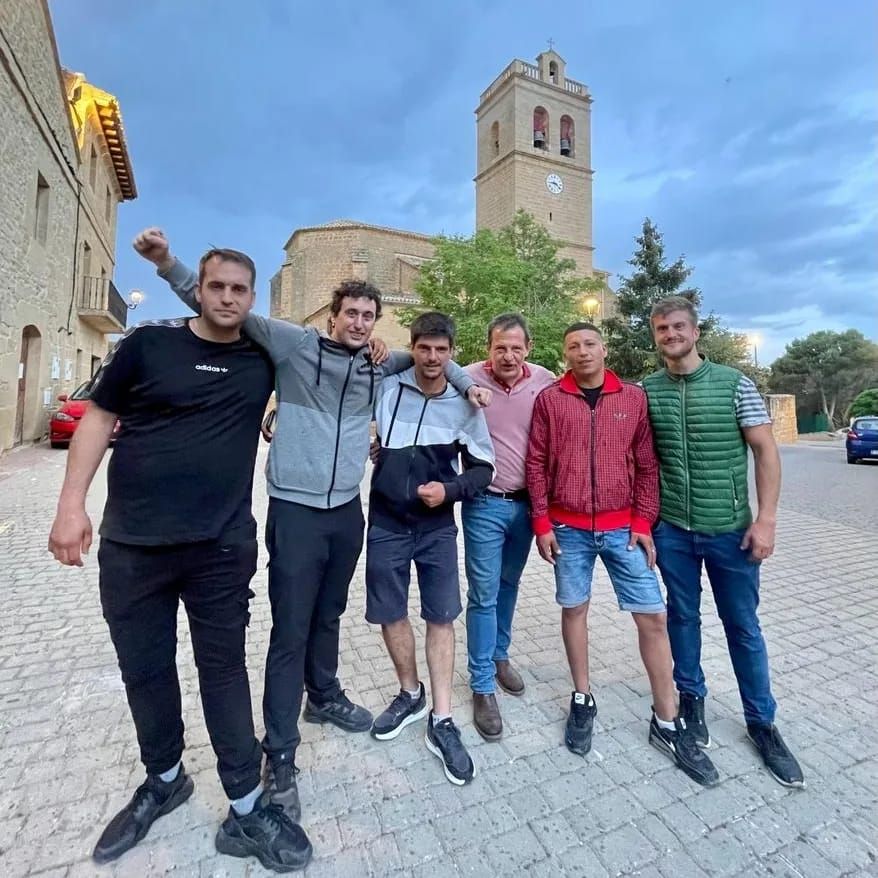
[565,692,597,756]
[425,712,475,785]
[303,690,372,733]
[93,766,194,864]
[679,692,711,748]
[649,713,720,787]
[263,754,301,822]
[747,723,805,788]
[215,792,312,873]
[372,683,428,740]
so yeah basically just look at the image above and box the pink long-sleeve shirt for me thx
[465,360,556,493]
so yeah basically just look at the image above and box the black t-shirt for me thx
[579,381,604,410]
[89,319,274,546]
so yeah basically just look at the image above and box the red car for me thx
[49,382,119,448]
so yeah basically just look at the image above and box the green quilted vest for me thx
[643,358,751,534]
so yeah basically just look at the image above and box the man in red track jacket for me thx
[526,322,718,786]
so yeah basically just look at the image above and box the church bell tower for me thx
[475,49,594,277]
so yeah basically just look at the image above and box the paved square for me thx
[0,444,875,877]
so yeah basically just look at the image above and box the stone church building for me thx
[270,50,609,349]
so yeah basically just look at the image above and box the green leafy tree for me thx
[604,218,756,381]
[849,388,878,419]
[769,330,878,427]
[698,329,771,393]
[398,210,603,370]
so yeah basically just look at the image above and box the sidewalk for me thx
[0,444,875,877]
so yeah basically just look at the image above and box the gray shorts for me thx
[365,523,462,625]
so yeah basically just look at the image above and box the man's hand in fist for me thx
[133,227,174,271]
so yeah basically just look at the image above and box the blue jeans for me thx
[552,525,665,612]
[462,495,533,694]
[653,520,777,725]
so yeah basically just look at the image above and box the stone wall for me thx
[767,394,797,445]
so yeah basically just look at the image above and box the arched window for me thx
[533,107,549,150]
[549,61,558,85]
[560,115,575,157]
[490,121,500,157]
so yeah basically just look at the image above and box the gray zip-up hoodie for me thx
[159,260,475,509]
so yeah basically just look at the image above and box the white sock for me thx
[432,712,451,726]
[231,783,263,816]
[158,761,181,783]
[656,716,676,731]
[405,686,421,699]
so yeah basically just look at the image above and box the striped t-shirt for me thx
[735,376,771,428]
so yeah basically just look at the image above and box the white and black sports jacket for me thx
[370,368,495,533]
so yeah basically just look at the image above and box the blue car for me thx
[846,416,878,464]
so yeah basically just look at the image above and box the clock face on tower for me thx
[546,173,564,195]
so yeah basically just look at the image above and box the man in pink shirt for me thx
[463,314,556,740]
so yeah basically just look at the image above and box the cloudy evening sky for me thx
[49,0,876,364]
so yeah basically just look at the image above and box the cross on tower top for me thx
[547,37,555,51]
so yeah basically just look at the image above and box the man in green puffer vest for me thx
[643,297,804,789]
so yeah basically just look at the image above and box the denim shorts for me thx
[365,523,462,625]
[552,524,665,613]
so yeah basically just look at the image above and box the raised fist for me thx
[133,227,173,270]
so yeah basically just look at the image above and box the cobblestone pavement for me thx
[1,443,876,877]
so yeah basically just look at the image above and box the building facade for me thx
[271,50,609,338]
[270,220,434,349]
[0,0,136,452]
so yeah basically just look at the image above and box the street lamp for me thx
[581,296,600,322]
[747,332,761,367]
[127,289,144,310]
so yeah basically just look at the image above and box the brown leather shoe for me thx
[473,693,503,741]
[495,660,525,696]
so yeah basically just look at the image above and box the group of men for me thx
[47,227,803,873]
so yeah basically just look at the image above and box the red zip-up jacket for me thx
[525,369,660,537]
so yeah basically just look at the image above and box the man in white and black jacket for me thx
[367,312,495,786]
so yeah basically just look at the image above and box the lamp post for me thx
[581,295,600,323]
[127,290,144,310]
[747,332,761,368]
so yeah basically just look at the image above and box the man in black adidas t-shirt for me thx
[48,248,311,872]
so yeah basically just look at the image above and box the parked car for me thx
[845,416,878,464]
[49,381,119,448]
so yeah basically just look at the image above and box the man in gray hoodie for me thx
[134,228,487,820]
